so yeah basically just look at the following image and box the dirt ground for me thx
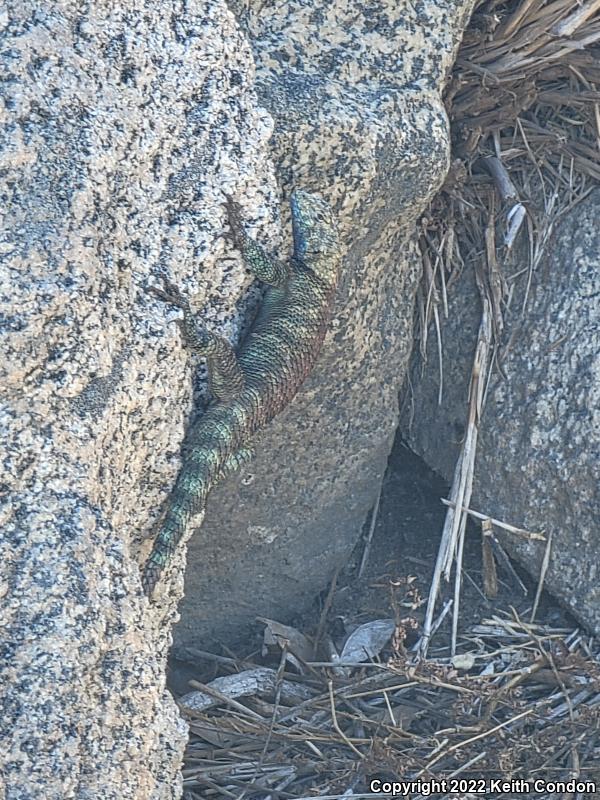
[319,437,574,651]
[168,436,600,800]
[169,433,575,690]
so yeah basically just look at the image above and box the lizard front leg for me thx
[225,197,290,288]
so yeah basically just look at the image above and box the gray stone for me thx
[402,191,600,633]
[175,0,476,652]
[1,0,476,796]
[1,1,272,798]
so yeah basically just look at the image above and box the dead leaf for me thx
[340,619,396,665]
[257,617,314,668]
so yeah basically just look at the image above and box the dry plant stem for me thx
[484,656,546,719]
[446,750,488,779]
[420,284,492,658]
[417,280,428,362]
[314,566,340,657]
[196,775,238,798]
[496,0,545,40]
[184,646,258,670]
[531,530,554,623]
[481,156,518,200]
[420,708,535,774]
[481,518,498,598]
[461,566,488,602]
[451,507,468,657]
[412,599,452,653]
[420,236,446,403]
[440,498,545,540]
[434,305,444,406]
[423,241,440,330]
[358,488,382,578]
[490,535,529,595]
[440,230,450,316]
[382,689,396,727]
[327,680,363,759]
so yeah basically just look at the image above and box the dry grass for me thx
[180,0,600,795]
[417,0,600,660]
[180,614,600,799]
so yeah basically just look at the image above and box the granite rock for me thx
[1,1,273,797]
[402,191,600,634]
[174,0,477,651]
[1,0,476,796]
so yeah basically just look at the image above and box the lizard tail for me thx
[141,558,163,597]
[142,487,209,597]
[142,442,225,596]
[141,507,187,597]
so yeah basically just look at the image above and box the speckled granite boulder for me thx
[1,1,274,798]
[402,191,600,634]
[1,0,477,795]
[174,0,477,652]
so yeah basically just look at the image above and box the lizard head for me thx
[290,189,341,284]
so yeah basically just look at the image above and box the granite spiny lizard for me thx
[142,189,341,596]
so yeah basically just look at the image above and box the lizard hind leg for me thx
[173,292,244,402]
[195,330,245,403]
[146,276,192,311]
[217,446,255,482]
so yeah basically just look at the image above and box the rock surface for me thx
[1,0,476,797]
[402,191,600,634]
[1,1,272,798]
[175,0,476,653]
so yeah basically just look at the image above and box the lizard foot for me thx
[147,276,191,312]
[223,195,246,251]
[147,277,214,351]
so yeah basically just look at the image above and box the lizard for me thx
[142,188,342,597]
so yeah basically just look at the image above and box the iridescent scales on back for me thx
[142,189,342,596]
